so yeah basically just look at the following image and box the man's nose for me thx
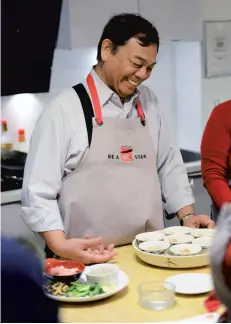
[135,67,148,81]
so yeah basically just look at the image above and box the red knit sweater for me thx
[201,100,231,209]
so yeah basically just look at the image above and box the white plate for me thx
[136,231,165,242]
[164,234,193,245]
[170,243,202,256]
[44,270,128,302]
[190,228,215,238]
[139,240,170,253]
[146,312,220,323]
[166,273,213,294]
[163,226,190,235]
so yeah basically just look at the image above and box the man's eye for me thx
[132,62,142,68]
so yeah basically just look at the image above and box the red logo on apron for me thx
[120,146,133,162]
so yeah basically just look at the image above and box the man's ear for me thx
[100,39,113,62]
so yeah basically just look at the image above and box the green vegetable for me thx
[65,282,105,297]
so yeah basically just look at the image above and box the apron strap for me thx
[72,83,95,146]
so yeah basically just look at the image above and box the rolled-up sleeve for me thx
[21,100,71,233]
[157,110,195,214]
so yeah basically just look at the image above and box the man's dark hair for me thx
[97,13,159,61]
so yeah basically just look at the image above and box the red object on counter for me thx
[204,292,221,312]
[201,100,231,209]
[45,258,85,277]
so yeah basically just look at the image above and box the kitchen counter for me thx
[1,189,22,205]
[59,245,222,323]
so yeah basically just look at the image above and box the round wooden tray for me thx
[132,239,209,269]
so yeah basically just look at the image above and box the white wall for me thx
[202,77,231,127]
[201,0,231,126]
[1,92,59,151]
[175,42,202,151]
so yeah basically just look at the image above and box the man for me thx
[21,13,214,263]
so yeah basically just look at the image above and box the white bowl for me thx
[139,241,170,254]
[190,228,215,238]
[85,264,119,287]
[136,231,165,243]
[170,244,202,256]
[164,234,194,245]
[163,226,190,235]
[192,237,213,249]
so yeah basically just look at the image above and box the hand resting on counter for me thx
[42,230,116,264]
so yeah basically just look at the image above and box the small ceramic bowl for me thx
[190,228,215,238]
[170,243,202,256]
[139,241,170,254]
[192,237,213,249]
[85,263,119,287]
[164,234,194,245]
[136,231,165,244]
[44,258,85,282]
[163,226,190,235]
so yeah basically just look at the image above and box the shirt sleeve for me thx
[156,107,195,214]
[21,98,72,233]
[201,102,231,209]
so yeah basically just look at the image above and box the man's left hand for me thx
[183,214,215,228]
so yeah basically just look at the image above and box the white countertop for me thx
[1,189,22,205]
[185,160,201,176]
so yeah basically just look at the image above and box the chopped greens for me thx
[66,282,104,297]
[47,281,105,298]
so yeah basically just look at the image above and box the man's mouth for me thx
[126,77,139,86]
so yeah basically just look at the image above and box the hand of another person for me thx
[183,214,215,228]
[53,236,116,264]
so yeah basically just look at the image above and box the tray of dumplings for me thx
[132,226,215,268]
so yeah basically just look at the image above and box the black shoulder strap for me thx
[72,83,94,146]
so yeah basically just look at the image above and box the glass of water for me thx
[137,281,175,310]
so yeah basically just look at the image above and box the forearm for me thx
[41,230,68,257]
[203,177,231,209]
[177,204,195,220]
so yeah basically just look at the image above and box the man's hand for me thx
[84,234,115,256]
[55,236,116,264]
[183,214,215,228]
[43,230,116,264]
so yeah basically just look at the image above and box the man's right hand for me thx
[42,231,116,264]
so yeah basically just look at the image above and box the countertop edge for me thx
[1,189,22,205]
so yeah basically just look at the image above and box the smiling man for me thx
[21,13,214,263]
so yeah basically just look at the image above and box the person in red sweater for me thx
[201,100,231,220]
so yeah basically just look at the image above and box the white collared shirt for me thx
[21,68,194,232]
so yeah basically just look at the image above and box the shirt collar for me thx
[88,67,140,107]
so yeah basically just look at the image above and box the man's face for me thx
[101,37,157,98]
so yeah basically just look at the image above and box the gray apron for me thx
[58,74,164,247]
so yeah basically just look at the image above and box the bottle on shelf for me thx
[16,128,27,152]
[1,120,13,158]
